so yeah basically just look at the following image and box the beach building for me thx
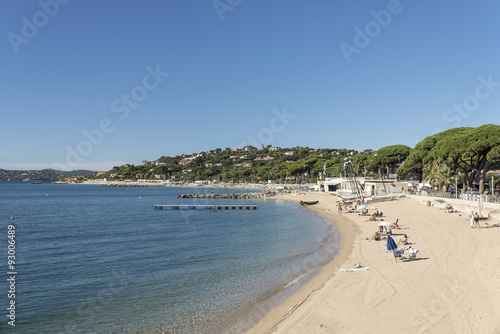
[364,179,406,196]
[318,177,406,196]
[319,178,342,193]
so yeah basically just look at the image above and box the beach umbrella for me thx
[386,235,398,251]
[378,221,395,228]
[386,235,399,262]
[356,204,368,210]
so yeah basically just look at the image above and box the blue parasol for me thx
[387,235,400,262]
[356,204,368,210]
[387,235,398,251]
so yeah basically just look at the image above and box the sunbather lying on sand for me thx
[440,204,459,213]
[390,222,401,230]
[397,234,408,244]
[366,232,386,241]
[367,214,377,221]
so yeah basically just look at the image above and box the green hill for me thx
[0,169,96,181]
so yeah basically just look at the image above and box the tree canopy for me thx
[398,124,500,193]
[370,144,411,177]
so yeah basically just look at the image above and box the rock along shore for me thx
[175,190,276,199]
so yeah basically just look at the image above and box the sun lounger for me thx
[406,248,420,259]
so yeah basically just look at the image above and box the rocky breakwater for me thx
[175,190,276,199]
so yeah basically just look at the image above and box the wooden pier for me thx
[154,205,258,210]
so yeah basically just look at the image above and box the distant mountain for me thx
[0,169,96,181]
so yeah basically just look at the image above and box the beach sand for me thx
[247,192,500,334]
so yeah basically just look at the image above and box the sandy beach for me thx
[247,192,500,334]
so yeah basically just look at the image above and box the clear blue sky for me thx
[1,0,499,171]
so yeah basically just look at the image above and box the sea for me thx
[0,182,339,334]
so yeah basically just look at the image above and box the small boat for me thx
[300,200,319,206]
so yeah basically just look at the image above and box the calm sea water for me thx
[0,183,338,333]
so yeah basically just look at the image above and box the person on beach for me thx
[337,203,342,213]
[398,234,408,245]
[358,209,368,216]
[391,221,401,230]
[470,211,474,228]
[367,232,382,241]
[473,212,480,228]
[445,204,458,213]
[367,214,377,221]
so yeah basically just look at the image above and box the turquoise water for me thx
[0,183,338,333]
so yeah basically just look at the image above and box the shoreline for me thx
[245,192,358,334]
[248,193,500,333]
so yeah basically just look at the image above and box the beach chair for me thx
[400,248,420,260]
[393,249,404,260]
[406,248,420,260]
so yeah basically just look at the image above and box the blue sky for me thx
[1,0,499,171]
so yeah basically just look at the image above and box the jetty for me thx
[154,205,258,210]
[175,191,275,199]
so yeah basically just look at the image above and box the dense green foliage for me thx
[76,124,500,192]
[91,146,372,183]
[0,169,95,181]
[397,124,500,193]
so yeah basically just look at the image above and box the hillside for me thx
[89,146,377,183]
[0,169,96,181]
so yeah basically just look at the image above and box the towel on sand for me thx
[339,267,369,272]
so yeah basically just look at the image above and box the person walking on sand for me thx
[469,211,474,228]
[473,211,480,228]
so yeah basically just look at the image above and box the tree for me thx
[350,154,369,175]
[399,125,500,194]
[424,162,454,191]
[372,145,411,178]
[397,127,468,181]
[429,124,500,193]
